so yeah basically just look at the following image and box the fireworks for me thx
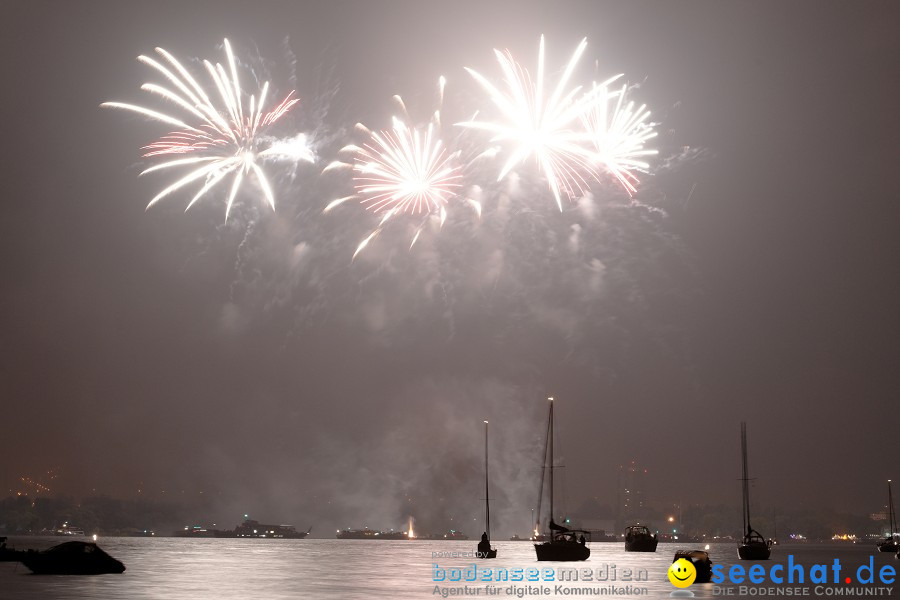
[459,36,658,207]
[458,36,610,211]
[582,82,658,196]
[102,38,311,220]
[350,119,462,215]
[104,35,661,260]
[325,82,466,258]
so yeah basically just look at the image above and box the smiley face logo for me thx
[668,558,697,588]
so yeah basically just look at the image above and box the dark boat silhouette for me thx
[222,518,310,539]
[0,537,14,563]
[176,518,310,539]
[876,480,898,553]
[674,549,713,583]
[624,525,658,552]
[336,528,410,539]
[533,397,590,562]
[738,422,771,560]
[6,541,125,575]
[476,420,497,559]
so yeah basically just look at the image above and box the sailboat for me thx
[533,397,590,562]
[876,480,898,553]
[738,422,771,560]
[477,420,497,559]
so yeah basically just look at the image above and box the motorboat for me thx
[624,525,658,552]
[10,541,125,574]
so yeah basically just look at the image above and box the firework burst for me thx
[458,36,616,211]
[324,80,468,258]
[103,38,312,220]
[351,119,462,215]
[582,82,658,196]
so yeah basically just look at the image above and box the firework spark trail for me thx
[325,80,468,259]
[353,120,462,215]
[103,38,312,220]
[582,82,658,196]
[458,36,619,211]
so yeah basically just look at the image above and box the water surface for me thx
[0,537,894,599]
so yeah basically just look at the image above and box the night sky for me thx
[2,0,898,535]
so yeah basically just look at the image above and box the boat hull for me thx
[0,549,23,563]
[534,541,590,561]
[19,542,125,575]
[738,543,771,560]
[625,538,659,552]
[877,540,899,553]
[624,526,658,552]
[477,549,498,559]
[674,550,713,583]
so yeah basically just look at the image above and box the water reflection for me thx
[0,538,895,599]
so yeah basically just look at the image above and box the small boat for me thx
[533,397,590,562]
[738,422,772,560]
[0,537,15,562]
[674,550,713,583]
[624,525,658,552]
[876,480,898,553]
[10,541,125,574]
[476,420,497,559]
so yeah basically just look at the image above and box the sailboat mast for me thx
[535,403,552,536]
[485,420,490,539]
[889,480,895,538]
[741,422,751,536]
[549,397,554,526]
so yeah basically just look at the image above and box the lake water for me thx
[0,538,896,599]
